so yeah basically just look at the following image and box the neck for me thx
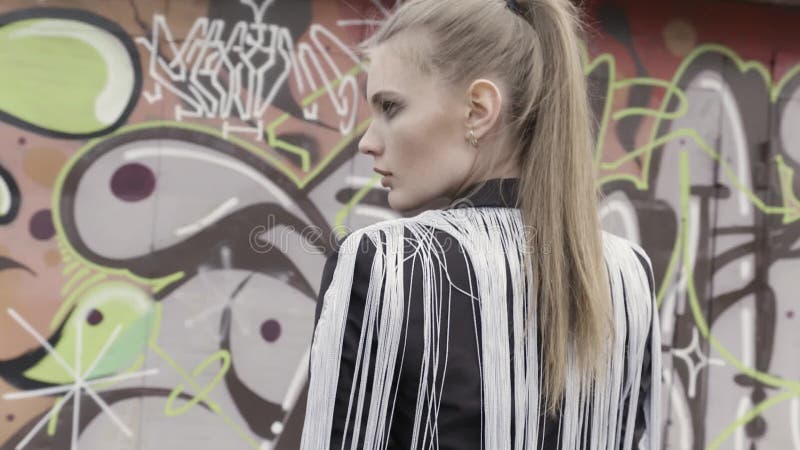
[477,162,521,181]
[477,138,521,181]
[447,142,521,201]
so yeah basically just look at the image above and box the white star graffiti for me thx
[3,308,158,450]
[672,326,725,398]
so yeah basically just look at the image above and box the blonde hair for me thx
[360,0,613,415]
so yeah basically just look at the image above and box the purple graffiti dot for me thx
[17,136,25,145]
[6,414,13,422]
[111,163,156,202]
[87,309,103,326]
[260,319,282,343]
[788,310,795,319]
[29,209,55,240]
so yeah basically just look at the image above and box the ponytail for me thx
[515,0,613,414]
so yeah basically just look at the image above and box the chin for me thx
[387,190,447,214]
[386,191,414,212]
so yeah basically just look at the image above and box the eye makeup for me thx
[369,91,404,120]
[381,99,402,118]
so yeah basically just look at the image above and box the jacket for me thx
[301,177,660,450]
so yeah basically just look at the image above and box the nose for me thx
[358,121,383,156]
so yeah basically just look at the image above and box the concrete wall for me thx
[0,0,798,448]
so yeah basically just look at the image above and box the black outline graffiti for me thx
[0,163,20,225]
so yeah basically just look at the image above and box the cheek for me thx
[389,110,461,171]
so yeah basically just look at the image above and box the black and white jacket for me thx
[301,178,660,450]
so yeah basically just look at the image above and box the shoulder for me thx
[315,231,381,324]
[601,231,656,299]
[323,232,377,282]
[335,209,449,253]
[324,214,412,281]
[326,210,466,277]
[342,210,443,239]
[601,231,653,270]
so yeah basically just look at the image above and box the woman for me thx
[301,0,660,449]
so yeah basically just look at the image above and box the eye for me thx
[381,100,401,118]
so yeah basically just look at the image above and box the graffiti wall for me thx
[0,0,797,448]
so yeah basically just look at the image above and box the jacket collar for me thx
[444,177,520,210]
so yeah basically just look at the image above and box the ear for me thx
[464,78,503,140]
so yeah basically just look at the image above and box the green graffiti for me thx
[776,154,800,224]
[334,172,383,239]
[581,45,800,447]
[580,44,800,445]
[164,350,231,417]
[48,60,369,295]
[62,260,81,276]
[265,114,314,172]
[46,395,68,436]
[585,44,800,308]
[147,304,260,449]
[60,266,91,296]
[611,77,689,121]
[265,63,365,173]
[25,281,154,384]
[51,272,107,330]
[592,44,800,200]
[48,129,190,318]
[49,112,366,296]
[0,18,134,134]
[707,390,799,450]
[304,117,372,187]
[676,152,800,449]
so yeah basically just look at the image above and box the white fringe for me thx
[301,208,661,450]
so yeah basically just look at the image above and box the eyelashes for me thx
[381,100,402,119]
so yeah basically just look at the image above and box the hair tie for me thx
[506,0,524,17]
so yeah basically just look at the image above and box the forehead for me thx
[364,35,436,95]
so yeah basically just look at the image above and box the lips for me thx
[373,168,392,176]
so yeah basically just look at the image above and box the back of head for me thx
[361,0,613,415]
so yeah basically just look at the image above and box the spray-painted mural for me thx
[0,0,797,449]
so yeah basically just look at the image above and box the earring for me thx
[468,128,478,147]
